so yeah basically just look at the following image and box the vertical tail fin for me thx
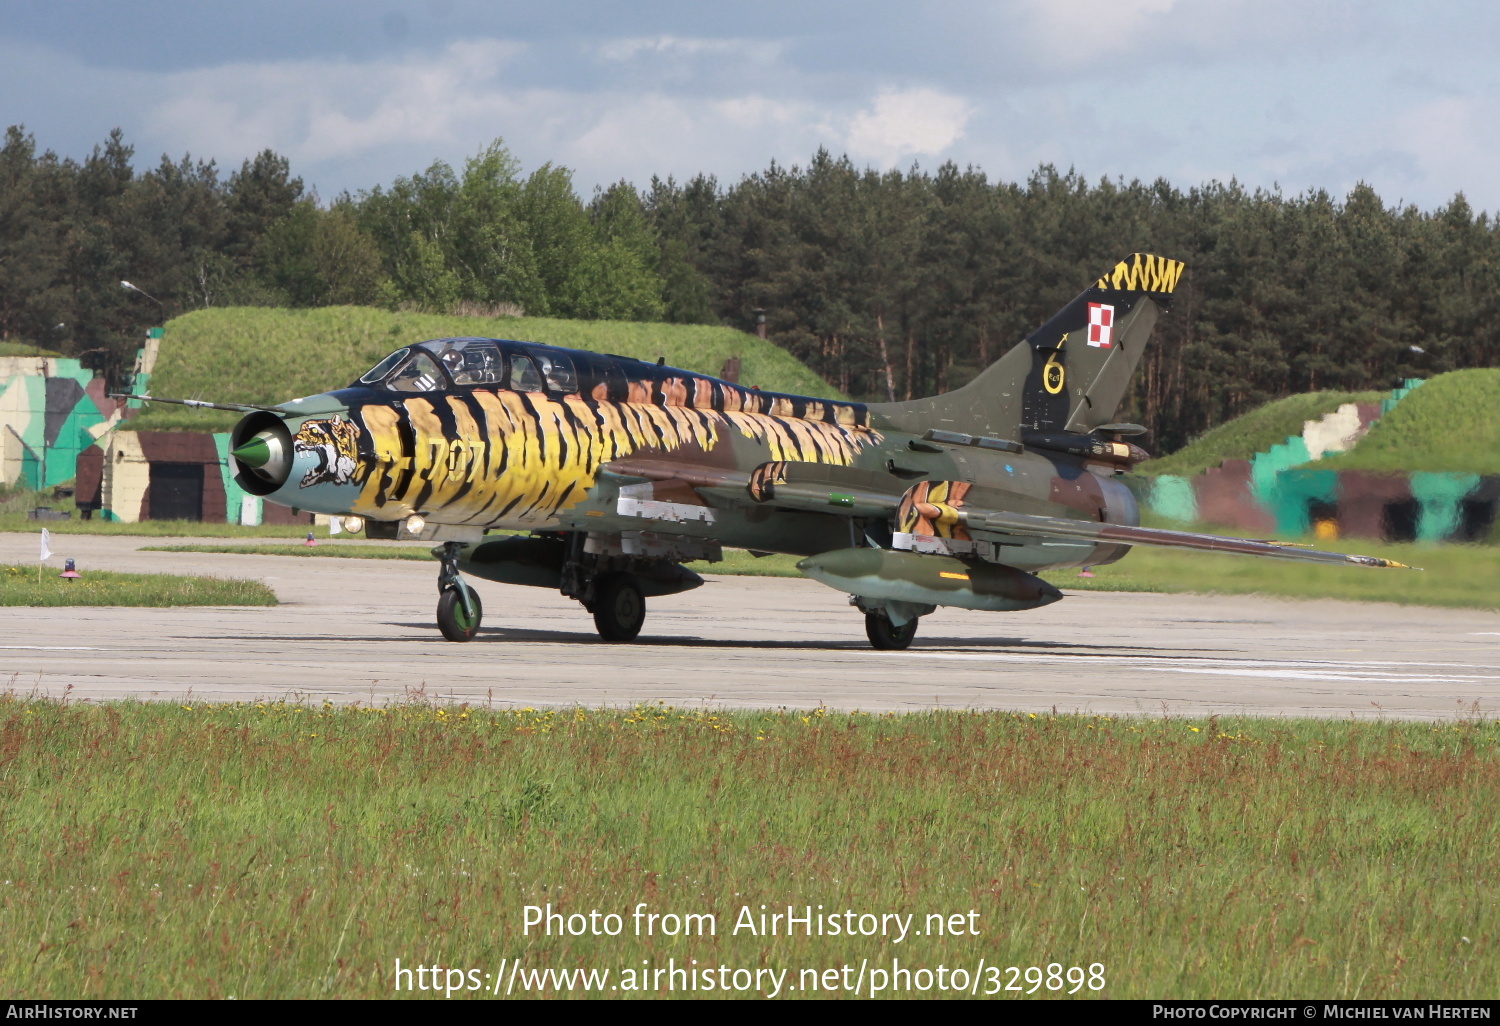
[870,253,1185,438]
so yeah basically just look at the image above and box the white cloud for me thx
[843,88,973,169]
[1018,0,1185,62]
[148,40,531,166]
[118,37,974,192]
[596,35,784,64]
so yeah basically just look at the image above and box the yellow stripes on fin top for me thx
[1094,253,1185,293]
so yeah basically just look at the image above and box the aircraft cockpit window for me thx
[387,351,446,393]
[533,350,577,393]
[433,340,506,386]
[358,348,410,385]
[509,353,543,392]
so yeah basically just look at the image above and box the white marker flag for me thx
[39,528,51,561]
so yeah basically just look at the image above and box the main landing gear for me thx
[853,597,932,651]
[436,541,482,642]
[588,572,646,642]
[561,534,651,643]
[865,609,918,650]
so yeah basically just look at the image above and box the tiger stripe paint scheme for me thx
[208,252,1411,649]
[296,380,883,528]
[1093,252,1185,294]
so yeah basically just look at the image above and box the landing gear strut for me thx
[557,531,662,643]
[435,541,482,642]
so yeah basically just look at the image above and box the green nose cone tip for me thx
[231,438,271,468]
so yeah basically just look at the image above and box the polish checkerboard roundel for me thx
[1087,302,1114,348]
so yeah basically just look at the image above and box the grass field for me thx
[127,306,840,432]
[129,537,1500,610]
[1040,540,1500,611]
[143,543,436,561]
[0,698,1493,999]
[1318,369,1500,474]
[0,565,276,606]
[1137,390,1384,477]
[0,515,327,538]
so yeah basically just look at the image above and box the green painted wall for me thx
[212,433,259,524]
[1411,472,1480,542]
[1150,475,1197,522]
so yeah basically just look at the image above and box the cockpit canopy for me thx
[355,338,591,395]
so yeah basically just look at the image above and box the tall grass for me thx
[0,699,1494,999]
[1318,369,1500,474]
[131,307,839,429]
[1138,391,1383,477]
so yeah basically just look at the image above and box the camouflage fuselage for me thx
[236,359,1137,573]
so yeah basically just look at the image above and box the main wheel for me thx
[437,588,483,642]
[865,610,918,650]
[592,573,646,642]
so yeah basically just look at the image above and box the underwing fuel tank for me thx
[796,548,1063,613]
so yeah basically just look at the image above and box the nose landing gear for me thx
[436,541,482,642]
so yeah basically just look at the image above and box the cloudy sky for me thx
[4,1,1499,211]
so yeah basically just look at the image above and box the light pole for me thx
[120,280,164,311]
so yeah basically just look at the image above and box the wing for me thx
[961,508,1415,569]
[603,457,1415,570]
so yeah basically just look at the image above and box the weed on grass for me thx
[0,698,1494,999]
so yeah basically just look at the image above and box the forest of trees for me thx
[3,125,1498,451]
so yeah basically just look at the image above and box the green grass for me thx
[142,543,436,560]
[1043,538,1500,610]
[142,543,806,575]
[125,306,841,431]
[0,699,1494,999]
[0,515,326,538]
[0,342,63,358]
[1138,390,1383,477]
[0,565,276,606]
[131,538,1500,610]
[1317,369,1500,474]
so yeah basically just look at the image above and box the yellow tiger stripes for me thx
[342,389,882,526]
[1094,253,1185,293]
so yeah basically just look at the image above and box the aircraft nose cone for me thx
[231,427,292,486]
[230,437,270,467]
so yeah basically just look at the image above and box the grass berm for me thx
[126,306,841,432]
[0,698,1494,998]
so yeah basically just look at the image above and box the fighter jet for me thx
[119,253,1410,648]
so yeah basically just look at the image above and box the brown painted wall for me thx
[261,501,316,526]
[1193,460,1275,533]
[131,432,228,522]
[1336,472,1413,540]
[75,445,103,509]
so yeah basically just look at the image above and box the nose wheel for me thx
[437,587,483,642]
[436,541,482,642]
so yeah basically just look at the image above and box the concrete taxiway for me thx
[2,533,1498,719]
